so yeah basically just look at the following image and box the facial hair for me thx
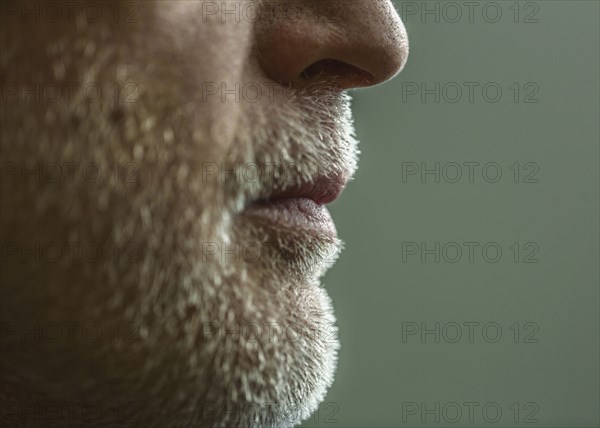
[0,16,359,428]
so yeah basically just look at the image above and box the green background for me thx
[302,1,599,427]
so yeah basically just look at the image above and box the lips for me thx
[261,174,348,205]
[244,173,348,239]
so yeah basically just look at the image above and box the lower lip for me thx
[244,198,337,239]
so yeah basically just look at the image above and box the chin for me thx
[0,190,341,428]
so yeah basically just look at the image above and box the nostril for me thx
[300,59,375,88]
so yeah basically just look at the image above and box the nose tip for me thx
[255,0,409,90]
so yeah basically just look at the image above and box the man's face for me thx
[0,1,407,426]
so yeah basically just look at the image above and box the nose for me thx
[255,0,409,90]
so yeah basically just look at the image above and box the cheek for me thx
[148,2,255,156]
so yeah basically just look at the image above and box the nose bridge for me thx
[255,0,409,89]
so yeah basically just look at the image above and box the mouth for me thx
[243,173,349,239]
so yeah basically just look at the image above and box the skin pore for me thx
[0,1,408,427]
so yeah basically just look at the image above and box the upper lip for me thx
[258,173,348,206]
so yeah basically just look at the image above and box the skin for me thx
[0,1,408,427]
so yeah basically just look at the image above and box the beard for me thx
[0,15,358,428]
